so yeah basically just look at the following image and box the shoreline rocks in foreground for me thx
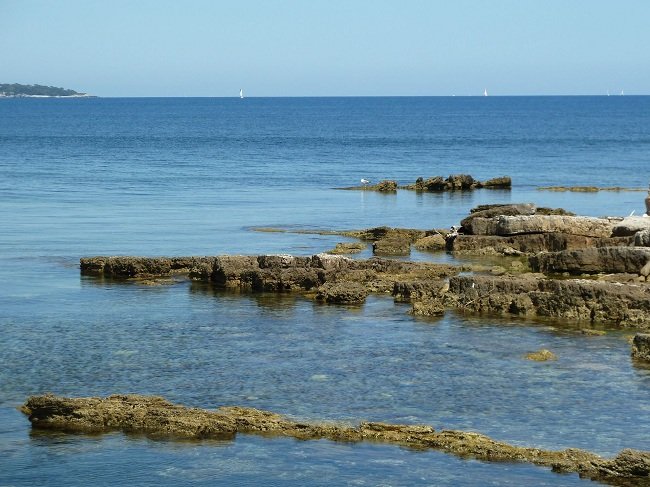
[20,394,650,484]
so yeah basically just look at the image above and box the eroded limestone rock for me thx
[530,247,650,275]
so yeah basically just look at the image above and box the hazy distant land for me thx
[0,83,94,98]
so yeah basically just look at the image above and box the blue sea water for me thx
[1,96,650,486]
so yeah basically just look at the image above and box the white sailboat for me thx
[239,89,244,99]
[483,89,488,97]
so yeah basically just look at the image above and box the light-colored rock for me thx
[612,216,650,237]
[491,215,616,238]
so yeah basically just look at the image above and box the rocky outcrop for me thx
[613,217,650,237]
[525,349,557,361]
[402,174,511,191]
[632,334,650,362]
[446,274,650,328]
[326,242,367,254]
[530,247,650,276]
[635,229,650,247]
[80,256,213,278]
[477,215,616,238]
[315,282,368,304]
[413,234,446,251]
[373,238,411,256]
[451,234,630,256]
[81,254,460,305]
[20,394,650,483]
[461,204,537,234]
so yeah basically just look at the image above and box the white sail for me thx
[483,89,488,97]
[239,89,244,99]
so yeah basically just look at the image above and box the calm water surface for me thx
[1,97,650,485]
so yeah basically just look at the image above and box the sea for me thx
[1,96,650,486]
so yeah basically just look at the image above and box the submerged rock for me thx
[525,349,557,361]
[20,394,650,483]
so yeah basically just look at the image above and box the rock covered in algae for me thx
[19,394,650,483]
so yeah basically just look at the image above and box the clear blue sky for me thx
[2,0,648,96]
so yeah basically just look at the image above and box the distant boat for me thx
[607,90,610,96]
[239,89,244,99]
[621,90,625,96]
[483,89,488,97]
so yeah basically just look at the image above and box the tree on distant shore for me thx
[0,83,83,96]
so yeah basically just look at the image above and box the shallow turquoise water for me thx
[1,97,650,485]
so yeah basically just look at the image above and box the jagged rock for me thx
[373,238,411,256]
[374,179,398,191]
[535,207,576,216]
[612,216,650,237]
[635,229,650,247]
[525,349,557,361]
[413,234,446,251]
[483,215,616,238]
[316,282,369,304]
[530,247,650,275]
[447,274,650,328]
[20,394,650,482]
[632,334,650,362]
[592,449,650,480]
[447,174,475,189]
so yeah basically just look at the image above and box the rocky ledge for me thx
[20,394,650,484]
[339,174,511,192]
[81,254,461,305]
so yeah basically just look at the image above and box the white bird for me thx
[360,178,370,186]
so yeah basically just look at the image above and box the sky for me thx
[1,0,649,97]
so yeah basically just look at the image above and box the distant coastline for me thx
[0,83,95,98]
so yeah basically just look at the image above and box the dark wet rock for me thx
[632,334,650,362]
[634,229,650,247]
[373,237,411,256]
[613,217,650,237]
[21,394,650,483]
[316,282,369,304]
[530,247,650,275]
[326,242,367,254]
[447,274,650,328]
